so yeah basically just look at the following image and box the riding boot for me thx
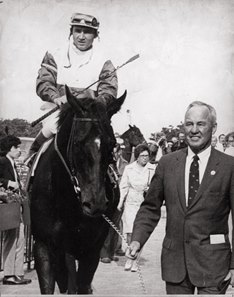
[24,132,48,167]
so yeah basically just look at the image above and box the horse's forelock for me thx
[57,98,115,156]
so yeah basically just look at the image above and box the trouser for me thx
[25,110,58,163]
[3,223,25,276]
[166,273,228,295]
[41,109,59,138]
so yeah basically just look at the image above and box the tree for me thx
[150,123,184,141]
[0,118,42,138]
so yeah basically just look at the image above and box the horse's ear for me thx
[65,85,83,112]
[129,124,133,128]
[107,90,127,118]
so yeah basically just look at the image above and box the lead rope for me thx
[102,214,147,294]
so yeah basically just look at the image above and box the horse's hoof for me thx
[100,257,111,263]
[77,286,93,294]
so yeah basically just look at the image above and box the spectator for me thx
[225,134,234,157]
[147,138,158,164]
[115,144,129,180]
[100,144,128,263]
[171,132,187,152]
[171,136,178,144]
[216,133,226,152]
[165,140,173,154]
[0,135,31,285]
[154,132,167,162]
[117,144,156,272]
[211,135,218,148]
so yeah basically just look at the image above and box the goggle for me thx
[70,13,99,29]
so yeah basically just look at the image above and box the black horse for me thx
[30,86,126,294]
[120,125,146,162]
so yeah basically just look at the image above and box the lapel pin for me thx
[210,170,216,176]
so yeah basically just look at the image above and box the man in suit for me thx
[127,101,234,294]
[0,135,31,285]
[100,143,128,262]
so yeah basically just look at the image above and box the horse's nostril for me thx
[82,202,92,210]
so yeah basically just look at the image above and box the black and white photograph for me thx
[0,0,234,295]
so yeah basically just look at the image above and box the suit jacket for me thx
[132,147,234,287]
[0,156,30,226]
[0,156,16,188]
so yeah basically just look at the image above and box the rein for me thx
[54,116,99,198]
[54,133,81,196]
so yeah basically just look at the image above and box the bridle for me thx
[54,116,99,200]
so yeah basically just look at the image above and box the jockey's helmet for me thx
[70,13,99,31]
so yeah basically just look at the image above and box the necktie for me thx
[188,154,199,207]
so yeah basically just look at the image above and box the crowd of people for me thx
[211,133,234,156]
[0,10,234,296]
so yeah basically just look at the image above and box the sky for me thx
[0,0,234,139]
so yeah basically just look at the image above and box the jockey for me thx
[24,12,118,164]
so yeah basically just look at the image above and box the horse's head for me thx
[57,86,126,217]
[121,125,146,147]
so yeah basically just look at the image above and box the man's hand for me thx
[125,241,141,260]
[224,269,234,286]
[54,95,67,106]
[8,181,19,190]
[75,89,96,100]
[117,201,124,211]
[0,191,7,203]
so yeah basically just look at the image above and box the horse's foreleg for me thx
[34,240,55,294]
[54,250,68,294]
[76,252,100,294]
[65,253,78,294]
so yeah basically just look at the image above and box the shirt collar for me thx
[71,42,93,56]
[187,145,211,163]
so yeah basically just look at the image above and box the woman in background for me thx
[117,144,156,271]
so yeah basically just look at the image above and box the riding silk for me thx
[36,40,118,105]
[36,40,118,137]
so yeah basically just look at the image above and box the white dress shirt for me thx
[185,146,211,206]
[6,154,18,189]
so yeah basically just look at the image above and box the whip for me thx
[31,54,140,127]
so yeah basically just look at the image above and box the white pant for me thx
[41,102,59,138]
[3,223,25,276]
